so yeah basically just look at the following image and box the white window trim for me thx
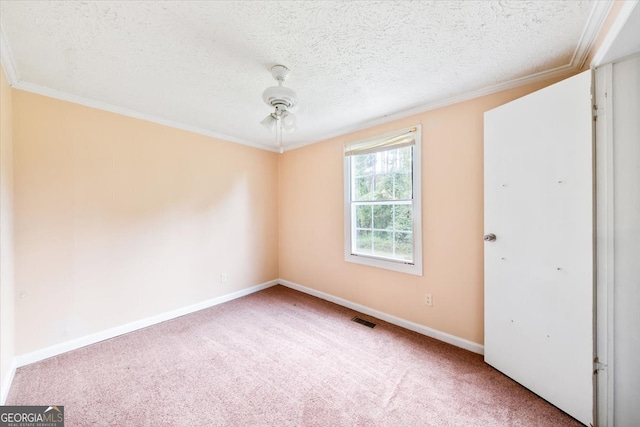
[343,125,423,276]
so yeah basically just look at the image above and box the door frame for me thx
[594,63,615,427]
[592,2,640,425]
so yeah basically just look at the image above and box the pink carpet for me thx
[6,285,583,426]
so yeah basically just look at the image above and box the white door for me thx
[484,70,593,426]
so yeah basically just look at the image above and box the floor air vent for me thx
[352,317,376,328]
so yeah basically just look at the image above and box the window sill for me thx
[345,253,423,276]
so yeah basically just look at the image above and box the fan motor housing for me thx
[262,85,297,109]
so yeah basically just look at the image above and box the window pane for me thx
[394,232,413,261]
[373,204,392,230]
[354,176,373,201]
[373,174,394,200]
[355,230,372,255]
[379,150,393,174]
[387,149,399,173]
[394,172,412,199]
[373,231,393,257]
[399,146,412,170]
[354,153,374,176]
[346,133,420,273]
[394,205,412,231]
[355,205,372,228]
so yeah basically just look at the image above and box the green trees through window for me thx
[351,146,414,261]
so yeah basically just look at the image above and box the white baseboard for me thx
[1,357,17,405]
[16,280,279,368]
[13,276,482,378]
[278,279,484,355]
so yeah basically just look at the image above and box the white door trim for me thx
[594,63,615,427]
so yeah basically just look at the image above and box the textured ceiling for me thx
[0,1,607,151]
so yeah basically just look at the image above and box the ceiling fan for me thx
[260,65,298,153]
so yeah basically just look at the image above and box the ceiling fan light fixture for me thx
[260,113,277,131]
[280,110,297,131]
[260,64,299,152]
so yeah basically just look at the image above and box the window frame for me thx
[343,125,423,276]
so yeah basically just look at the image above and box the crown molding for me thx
[0,22,19,85]
[2,18,276,152]
[284,63,577,152]
[3,2,616,154]
[12,81,279,152]
[572,0,614,69]
[284,2,616,152]
[591,0,639,67]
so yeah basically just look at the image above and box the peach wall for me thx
[0,66,16,398]
[5,1,623,360]
[12,90,279,354]
[279,75,571,345]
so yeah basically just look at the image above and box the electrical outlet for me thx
[220,273,228,284]
[424,293,433,306]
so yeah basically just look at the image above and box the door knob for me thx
[484,233,497,242]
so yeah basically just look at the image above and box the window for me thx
[344,125,422,275]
